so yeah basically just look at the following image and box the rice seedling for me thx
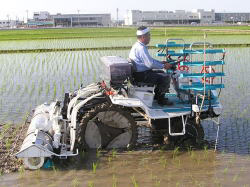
[5,138,12,150]
[18,165,25,179]
[72,177,80,187]
[46,83,50,96]
[112,174,117,187]
[52,165,58,174]
[88,181,94,187]
[92,162,98,174]
[232,174,239,182]
[29,82,35,97]
[96,148,101,158]
[53,82,57,99]
[112,148,117,158]
[223,167,228,174]
[214,178,221,187]
[130,175,139,187]
[172,147,180,159]
[108,156,112,163]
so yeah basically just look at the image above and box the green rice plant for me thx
[112,148,117,158]
[92,162,98,174]
[38,78,43,96]
[61,84,65,96]
[53,82,57,99]
[74,76,77,86]
[0,123,10,139]
[29,82,35,97]
[172,147,180,159]
[232,174,239,182]
[52,165,58,174]
[203,145,208,159]
[155,178,161,187]
[88,181,94,187]
[34,169,41,180]
[15,84,21,95]
[80,74,83,84]
[5,138,12,150]
[46,83,50,96]
[223,167,228,174]
[72,177,80,187]
[108,156,112,163]
[214,178,221,187]
[122,159,128,166]
[96,148,101,158]
[130,175,138,187]
[112,174,117,187]
[18,165,25,179]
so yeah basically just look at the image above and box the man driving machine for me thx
[129,26,173,106]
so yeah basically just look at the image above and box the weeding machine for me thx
[16,39,225,170]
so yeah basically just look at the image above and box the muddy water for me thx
[1,149,250,187]
[1,122,250,187]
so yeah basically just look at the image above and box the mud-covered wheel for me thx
[76,102,137,151]
[172,118,205,144]
[151,117,204,145]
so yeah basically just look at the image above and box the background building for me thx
[52,13,111,27]
[125,9,216,26]
[27,11,53,27]
[215,12,250,23]
[0,20,21,28]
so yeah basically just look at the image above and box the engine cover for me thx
[100,56,131,86]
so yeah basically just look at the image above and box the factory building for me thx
[215,12,250,23]
[27,11,54,27]
[125,9,215,25]
[52,13,111,27]
[0,20,22,28]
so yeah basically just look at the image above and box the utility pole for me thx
[6,14,10,28]
[77,9,80,27]
[116,8,119,26]
[26,10,29,27]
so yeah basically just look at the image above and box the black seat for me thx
[127,58,155,87]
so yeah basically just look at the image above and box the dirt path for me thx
[0,122,29,174]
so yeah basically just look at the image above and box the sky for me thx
[0,0,250,21]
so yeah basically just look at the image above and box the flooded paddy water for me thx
[0,37,250,186]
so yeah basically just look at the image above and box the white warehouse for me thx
[125,9,215,25]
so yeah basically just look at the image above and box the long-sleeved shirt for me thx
[129,41,164,72]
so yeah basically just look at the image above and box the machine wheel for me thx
[151,117,204,145]
[23,157,45,170]
[172,118,205,145]
[76,102,137,151]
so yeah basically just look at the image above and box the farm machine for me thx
[16,39,225,170]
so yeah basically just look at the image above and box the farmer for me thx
[129,26,173,106]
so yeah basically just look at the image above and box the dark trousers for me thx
[133,70,171,97]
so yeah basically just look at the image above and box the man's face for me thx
[140,32,151,45]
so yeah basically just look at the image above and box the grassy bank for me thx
[0,26,250,41]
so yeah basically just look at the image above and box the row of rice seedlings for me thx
[2,34,250,51]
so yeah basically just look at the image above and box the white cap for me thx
[136,27,150,36]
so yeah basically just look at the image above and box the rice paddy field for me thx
[0,26,250,186]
